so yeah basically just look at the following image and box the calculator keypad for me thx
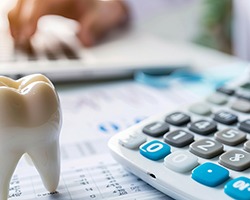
[115,81,250,200]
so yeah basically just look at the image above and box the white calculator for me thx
[108,75,250,200]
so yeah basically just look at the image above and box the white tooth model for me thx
[0,74,62,200]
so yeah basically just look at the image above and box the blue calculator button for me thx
[224,177,250,200]
[192,162,229,187]
[140,140,171,161]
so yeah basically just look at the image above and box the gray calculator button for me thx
[165,112,190,126]
[213,111,238,125]
[216,87,235,96]
[189,139,224,159]
[206,92,228,105]
[163,130,194,147]
[215,128,246,146]
[239,119,250,133]
[244,140,250,153]
[189,120,217,135]
[219,150,250,171]
[142,122,169,137]
[189,103,212,116]
[231,99,250,113]
[236,90,250,101]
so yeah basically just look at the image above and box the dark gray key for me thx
[231,99,250,113]
[163,130,194,147]
[215,128,246,146]
[216,87,235,96]
[219,150,250,171]
[189,139,224,159]
[189,120,217,135]
[142,122,169,137]
[239,119,250,133]
[244,140,250,153]
[189,103,212,116]
[240,82,250,90]
[165,112,190,126]
[213,111,238,125]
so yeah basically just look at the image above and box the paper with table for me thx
[7,79,218,200]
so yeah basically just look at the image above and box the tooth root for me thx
[0,152,22,200]
[27,140,60,192]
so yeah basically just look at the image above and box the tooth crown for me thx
[0,74,62,200]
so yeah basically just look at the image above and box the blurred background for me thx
[0,0,247,63]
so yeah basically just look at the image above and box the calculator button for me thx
[224,177,250,200]
[219,150,250,171]
[231,99,250,113]
[241,82,250,90]
[189,139,223,159]
[189,120,217,135]
[244,141,250,153]
[206,92,228,105]
[215,128,246,146]
[213,111,238,125]
[142,122,169,137]
[192,162,229,187]
[236,90,250,101]
[119,131,147,149]
[164,151,198,173]
[165,112,190,126]
[189,103,212,116]
[239,119,250,133]
[139,140,171,161]
[216,87,235,96]
[163,130,194,147]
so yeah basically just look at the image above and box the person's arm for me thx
[8,0,129,47]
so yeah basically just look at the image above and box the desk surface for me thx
[7,30,249,199]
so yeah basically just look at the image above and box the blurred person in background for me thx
[7,0,249,61]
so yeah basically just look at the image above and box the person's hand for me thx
[8,0,129,47]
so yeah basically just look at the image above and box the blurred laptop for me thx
[0,2,190,82]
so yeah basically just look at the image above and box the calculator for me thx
[108,75,250,200]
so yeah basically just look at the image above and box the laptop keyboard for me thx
[0,31,81,62]
[0,7,81,63]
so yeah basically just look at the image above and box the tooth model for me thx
[0,74,62,200]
